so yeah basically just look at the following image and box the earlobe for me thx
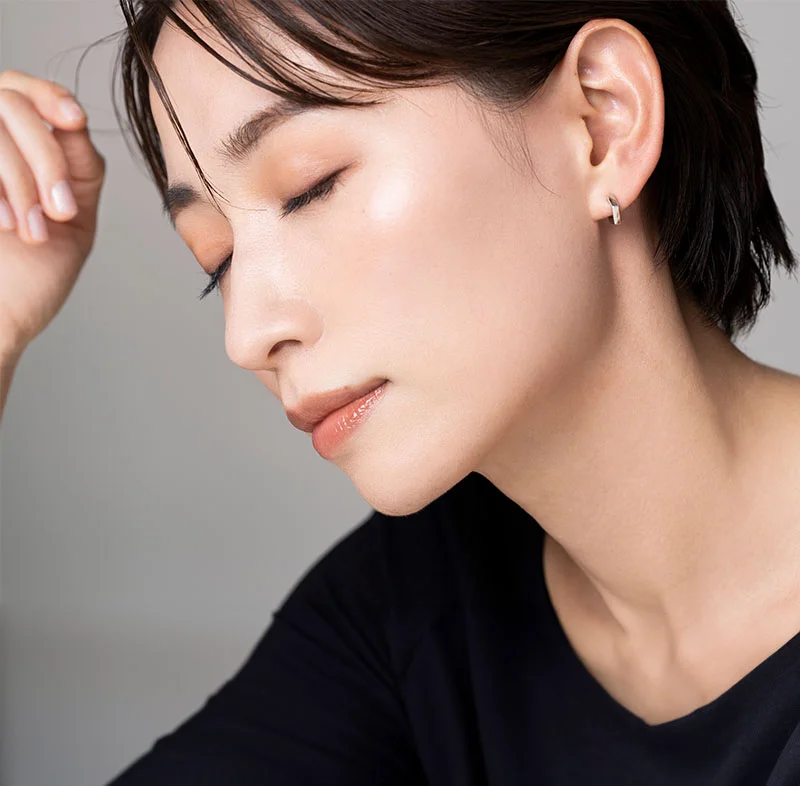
[566,18,665,225]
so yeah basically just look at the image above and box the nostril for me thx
[269,339,298,358]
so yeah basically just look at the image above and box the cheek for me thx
[364,174,414,224]
[340,165,478,306]
[344,161,605,382]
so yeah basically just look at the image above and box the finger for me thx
[0,70,105,189]
[0,69,86,132]
[0,182,17,232]
[52,125,106,188]
[0,117,49,244]
[0,87,78,223]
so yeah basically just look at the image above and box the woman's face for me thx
[151,8,614,516]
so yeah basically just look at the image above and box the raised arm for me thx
[0,68,106,427]
[0,342,22,425]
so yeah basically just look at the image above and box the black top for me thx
[106,472,800,785]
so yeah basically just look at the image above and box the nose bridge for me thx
[223,262,323,372]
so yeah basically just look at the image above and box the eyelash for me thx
[197,168,345,301]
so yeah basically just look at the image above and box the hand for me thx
[0,68,106,356]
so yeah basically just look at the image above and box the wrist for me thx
[0,338,25,370]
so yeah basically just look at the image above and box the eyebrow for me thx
[161,96,329,229]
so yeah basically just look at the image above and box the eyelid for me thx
[196,165,349,301]
[279,165,349,219]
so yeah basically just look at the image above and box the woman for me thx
[1,0,799,783]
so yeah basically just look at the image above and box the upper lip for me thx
[285,378,387,433]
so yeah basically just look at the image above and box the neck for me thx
[479,275,800,649]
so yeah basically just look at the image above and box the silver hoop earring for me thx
[608,195,621,225]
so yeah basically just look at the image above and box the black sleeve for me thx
[104,511,427,786]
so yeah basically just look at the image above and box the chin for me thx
[339,432,479,518]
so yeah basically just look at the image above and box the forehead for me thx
[149,3,357,179]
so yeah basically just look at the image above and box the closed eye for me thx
[197,166,348,301]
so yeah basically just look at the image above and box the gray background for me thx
[0,2,798,785]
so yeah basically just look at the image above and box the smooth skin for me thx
[0,70,105,357]
[3,6,800,729]
[0,69,105,413]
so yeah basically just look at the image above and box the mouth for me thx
[309,380,388,460]
[285,378,389,434]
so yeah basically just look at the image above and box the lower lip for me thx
[311,381,388,459]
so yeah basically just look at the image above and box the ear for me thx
[557,18,665,224]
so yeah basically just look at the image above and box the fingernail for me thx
[51,180,77,216]
[59,97,85,122]
[27,205,48,242]
[0,198,15,230]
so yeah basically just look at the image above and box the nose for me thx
[224,282,323,372]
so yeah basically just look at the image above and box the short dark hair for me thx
[112,0,797,340]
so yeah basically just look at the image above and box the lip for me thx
[285,378,389,434]
[310,381,387,459]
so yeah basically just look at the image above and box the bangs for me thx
[114,0,453,209]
